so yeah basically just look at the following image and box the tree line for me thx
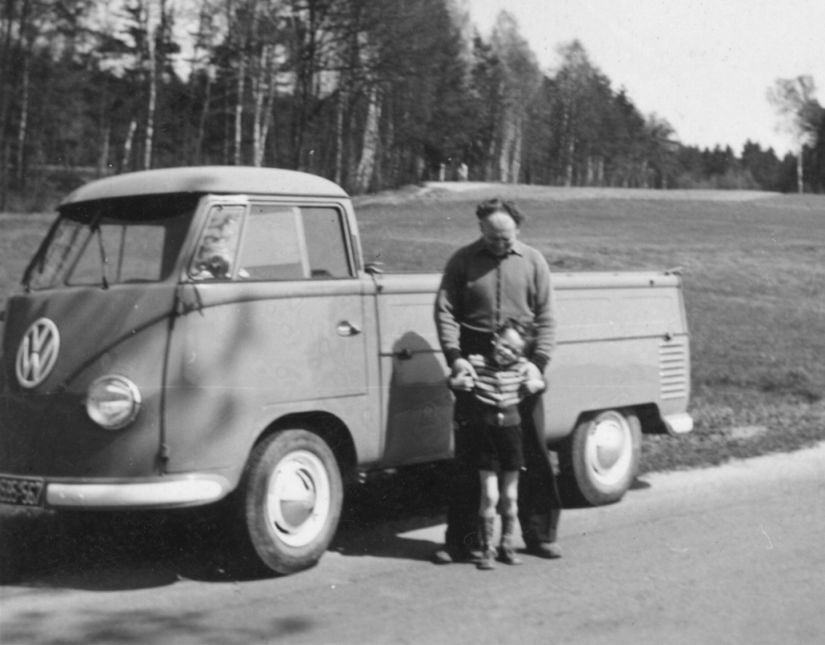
[1,0,823,211]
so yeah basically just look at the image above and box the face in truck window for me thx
[190,205,244,280]
[23,194,197,290]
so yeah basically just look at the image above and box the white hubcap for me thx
[585,412,632,487]
[266,450,331,547]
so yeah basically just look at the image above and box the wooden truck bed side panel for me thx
[370,271,689,465]
[545,273,689,440]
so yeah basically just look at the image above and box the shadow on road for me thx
[0,464,450,590]
[332,464,449,561]
[630,477,652,491]
[0,463,629,589]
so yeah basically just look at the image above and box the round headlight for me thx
[85,375,142,430]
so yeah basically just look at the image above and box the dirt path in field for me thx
[356,181,780,206]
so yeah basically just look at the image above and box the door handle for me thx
[336,321,362,336]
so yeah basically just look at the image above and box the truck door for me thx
[163,200,374,475]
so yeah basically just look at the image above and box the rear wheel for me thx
[238,429,343,575]
[560,409,641,506]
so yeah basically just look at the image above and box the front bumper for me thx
[0,473,231,510]
[663,412,694,436]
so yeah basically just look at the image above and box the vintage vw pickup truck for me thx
[0,167,692,575]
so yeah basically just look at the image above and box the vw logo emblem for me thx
[16,318,60,389]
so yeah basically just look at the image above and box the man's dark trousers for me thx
[444,391,562,552]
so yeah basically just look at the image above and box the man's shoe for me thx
[431,547,454,564]
[525,541,562,559]
[431,546,480,564]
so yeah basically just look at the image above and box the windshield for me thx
[24,194,198,290]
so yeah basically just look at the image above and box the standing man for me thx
[433,197,563,563]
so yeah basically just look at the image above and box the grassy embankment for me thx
[1,187,824,475]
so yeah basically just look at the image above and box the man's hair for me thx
[475,197,524,226]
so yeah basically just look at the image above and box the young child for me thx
[449,320,545,570]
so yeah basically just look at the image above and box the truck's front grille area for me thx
[660,337,689,400]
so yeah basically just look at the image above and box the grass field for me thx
[353,184,825,473]
[1,185,824,474]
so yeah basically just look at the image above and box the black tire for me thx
[237,429,343,575]
[560,409,641,506]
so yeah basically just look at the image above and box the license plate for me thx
[0,475,45,506]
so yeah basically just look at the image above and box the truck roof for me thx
[60,166,349,205]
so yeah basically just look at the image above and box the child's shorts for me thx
[474,423,524,472]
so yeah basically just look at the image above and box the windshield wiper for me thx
[86,211,110,290]
[22,217,61,292]
[90,219,110,290]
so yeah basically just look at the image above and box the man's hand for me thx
[448,357,477,392]
[520,360,545,395]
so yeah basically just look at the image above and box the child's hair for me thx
[495,319,537,355]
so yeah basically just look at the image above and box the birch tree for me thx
[0,0,24,203]
[354,82,381,193]
[142,0,157,169]
[489,11,540,183]
[189,0,221,163]
[553,40,612,186]
[225,0,258,165]
[14,0,33,185]
[768,76,821,193]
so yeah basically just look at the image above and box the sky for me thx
[467,0,825,156]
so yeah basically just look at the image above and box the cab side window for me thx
[236,204,352,280]
[302,206,352,278]
[238,206,308,280]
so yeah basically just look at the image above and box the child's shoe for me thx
[477,548,496,570]
[476,516,497,571]
[497,544,523,565]
[498,514,523,565]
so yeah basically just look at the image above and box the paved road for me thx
[2,444,825,645]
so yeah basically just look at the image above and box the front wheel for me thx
[237,429,343,575]
[560,409,641,506]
